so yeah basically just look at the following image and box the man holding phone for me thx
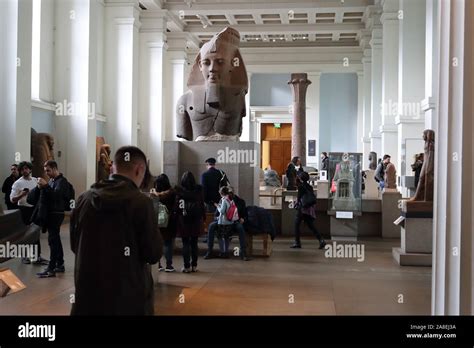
[10,161,48,265]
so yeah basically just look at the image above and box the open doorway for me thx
[261,123,292,177]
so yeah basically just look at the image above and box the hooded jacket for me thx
[70,174,162,315]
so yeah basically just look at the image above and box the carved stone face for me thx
[199,49,233,87]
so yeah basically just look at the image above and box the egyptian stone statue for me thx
[97,144,112,182]
[368,151,378,170]
[31,128,55,180]
[411,129,434,201]
[176,27,248,141]
[384,163,397,189]
[332,153,357,210]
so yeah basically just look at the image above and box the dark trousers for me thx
[5,201,17,210]
[207,221,247,256]
[19,206,42,257]
[181,236,198,268]
[294,211,322,245]
[163,239,174,267]
[46,213,65,270]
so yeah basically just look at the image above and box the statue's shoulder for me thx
[178,90,193,105]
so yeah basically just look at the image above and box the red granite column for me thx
[288,73,312,166]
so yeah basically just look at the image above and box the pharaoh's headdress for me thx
[187,27,248,89]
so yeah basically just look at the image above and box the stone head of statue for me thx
[188,27,248,92]
[176,27,249,141]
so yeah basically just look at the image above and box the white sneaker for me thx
[181,267,191,273]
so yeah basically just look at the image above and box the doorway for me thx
[261,123,292,177]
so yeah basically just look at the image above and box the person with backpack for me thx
[32,160,74,278]
[151,174,177,272]
[214,186,236,258]
[291,171,326,250]
[175,171,205,273]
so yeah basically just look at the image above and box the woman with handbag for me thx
[291,171,326,250]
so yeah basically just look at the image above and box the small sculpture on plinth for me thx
[332,153,357,211]
[31,128,55,180]
[384,163,397,189]
[368,151,378,170]
[176,27,248,141]
[97,144,112,182]
[411,129,434,202]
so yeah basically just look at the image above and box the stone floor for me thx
[0,223,431,315]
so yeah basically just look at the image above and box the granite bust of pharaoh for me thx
[176,27,248,141]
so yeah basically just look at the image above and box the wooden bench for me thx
[245,232,273,257]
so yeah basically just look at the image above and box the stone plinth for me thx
[163,141,260,206]
[381,189,402,238]
[392,200,433,266]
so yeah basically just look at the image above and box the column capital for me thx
[395,115,425,125]
[421,97,437,112]
[114,17,142,30]
[362,136,371,143]
[381,12,400,25]
[369,131,381,139]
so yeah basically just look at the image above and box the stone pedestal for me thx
[328,211,361,241]
[381,189,402,238]
[363,170,379,199]
[316,180,329,199]
[163,141,260,206]
[393,200,433,266]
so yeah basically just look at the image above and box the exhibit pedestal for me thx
[163,141,260,206]
[363,170,379,199]
[328,211,361,241]
[317,180,329,199]
[381,189,402,238]
[392,200,433,266]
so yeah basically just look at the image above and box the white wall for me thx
[319,73,359,153]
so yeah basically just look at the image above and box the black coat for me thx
[2,175,17,208]
[70,174,162,315]
[201,167,225,205]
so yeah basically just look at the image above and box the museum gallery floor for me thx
[0,223,430,316]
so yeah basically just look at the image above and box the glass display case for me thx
[328,152,362,212]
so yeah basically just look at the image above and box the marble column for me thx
[138,11,167,174]
[288,73,311,166]
[0,0,32,179]
[422,0,440,131]
[53,0,98,194]
[356,72,364,154]
[396,0,426,178]
[380,0,400,169]
[361,31,372,169]
[104,2,140,152]
[306,72,321,167]
[369,24,383,155]
[241,72,252,141]
[432,0,474,315]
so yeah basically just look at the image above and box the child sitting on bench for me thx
[214,186,239,258]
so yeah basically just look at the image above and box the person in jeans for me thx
[291,171,326,250]
[151,174,177,272]
[10,161,48,265]
[33,161,71,278]
[175,172,205,273]
[204,187,250,261]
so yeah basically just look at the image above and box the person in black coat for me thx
[2,164,19,210]
[201,158,228,213]
[70,146,162,315]
[286,156,303,190]
[320,152,329,171]
[291,171,326,250]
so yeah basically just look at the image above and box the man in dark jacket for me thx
[320,152,329,171]
[70,146,162,315]
[33,160,72,278]
[286,156,303,190]
[201,157,228,212]
[2,164,19,210]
